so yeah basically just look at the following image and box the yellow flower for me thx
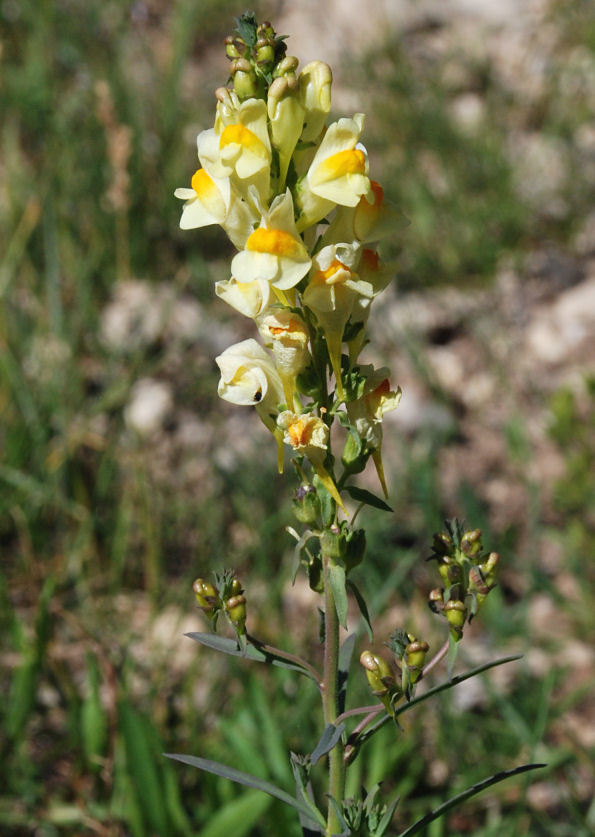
[277,411,346,511]
[215,277,273,318]
[296,114,371,230]
[298,61,332,142]
[232,190,311,291]
[267,77,305,188]
[215,339,284,433]
[174,168,230,229]
[303,243,373,400]
[325,180,407,244]
[258,309,310,409]
[346,367,401,496]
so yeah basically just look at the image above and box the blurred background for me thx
[1,0,593,834]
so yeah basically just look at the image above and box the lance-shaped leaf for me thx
[374,793,401,837]
[338,633,356,715]
[346,579,373,641]
[186,632,319,682]
[353,656,524,751]
[289,753,325,834]
[165,753,327,828]
[396,763,546,837]
[344,485,393,512]
[310,722,346,766]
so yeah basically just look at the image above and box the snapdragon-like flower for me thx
[346,367,402,495]
[258,309,310,409]
[296,114,371,230]
[215,277,273,319]
[303,243,373,400]
[325,180,406,245]
[232,190,311,292]
[277,411,346,511]
[215,339,284,433]
[267,76,305,188]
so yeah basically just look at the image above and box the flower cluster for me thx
[176,13,402,523]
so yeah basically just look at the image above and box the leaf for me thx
[329,562,348,629]
[289,753,324,834]
[119,701,168,835]
[354,656,524,750]
[164,753,326,827]
[186,632,318,682]
[338,633,356,715]
[346,580,373,641]
[396,763,546,837]
[447,632,459,679]
[375,793,401,836]
[344,486,393,512]
[200,790,271,837]
[310,723,346,766]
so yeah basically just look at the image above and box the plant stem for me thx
[322,553,344,835]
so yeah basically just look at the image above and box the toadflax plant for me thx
[166,13,544,836]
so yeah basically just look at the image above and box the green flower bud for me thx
[360,651,394,696]
[256,21,275,41]
[428,588,444,613]
[225,594,247,633]
[293,484,321,524]
[192,578,219,611]
[433,532,452,556]
[320,526,342,560]
[444,599,467,640]
[405,639,429,681]
[230,577,243,596]
[274,55,299,78]
[438,558,460,586]
[224,35,245,60]
[230,59,259,100]
[480,551,499,583]
[255,38,275,68]
[461,528,482,557]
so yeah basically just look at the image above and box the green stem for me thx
[322,553,344,835]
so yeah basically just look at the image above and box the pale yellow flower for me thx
[232,190,311,291]
[346,367,402,496]
[348,248,394,362]
[303,243,373,400]
[296,114,371,230]
[298,61,332,143]
[267,77,305,188]
[216,339,284,432]
[325,180,407,244]
[215,277,273,319]
[258,309,310,409]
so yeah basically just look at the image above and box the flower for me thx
[303,243,373,400]
[232,190,311,291]
[277,411,328,464]
[296,114,371,230]
[346,367,401,495]
[267,76,305,188]
[347,248,394,362]
[215,339,284,432]
[325,180,407,244]
[258,309,310,409]
[215,277,273,318]
[298,61,332,142]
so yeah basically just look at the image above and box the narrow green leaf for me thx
[329,563,348,629]
[375,794,401,836]
[186,632,318,682]
[447,633,459,679]
[396,763,546,837]
[200,790,271,837]
[338,633,356,715]
[355,656,524,749]
[346,580,373,641]
[310,723,346,766]
[165,753,326,828]
[344,486,393,512]
[120,701,168,835]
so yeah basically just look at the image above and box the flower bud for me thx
[480,551,499,582]
[360,651,394,696]
[192,578,219,611]
[444,599,467,640]
[257,21,275,40]
[225,594,247,633]
[298,61,332,142]
[432,532,452,556]
[405,639,429,683]
[344,527,366,571]
[461,528,482,557]
[230,59,259,100]
[224,35,245,59]
[341,431,367,474]
[438,558,460,586]
[428,588,444,613]
[274,55,299,78]
[293,484,320,524]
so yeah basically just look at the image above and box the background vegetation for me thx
[1,0,593,834]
